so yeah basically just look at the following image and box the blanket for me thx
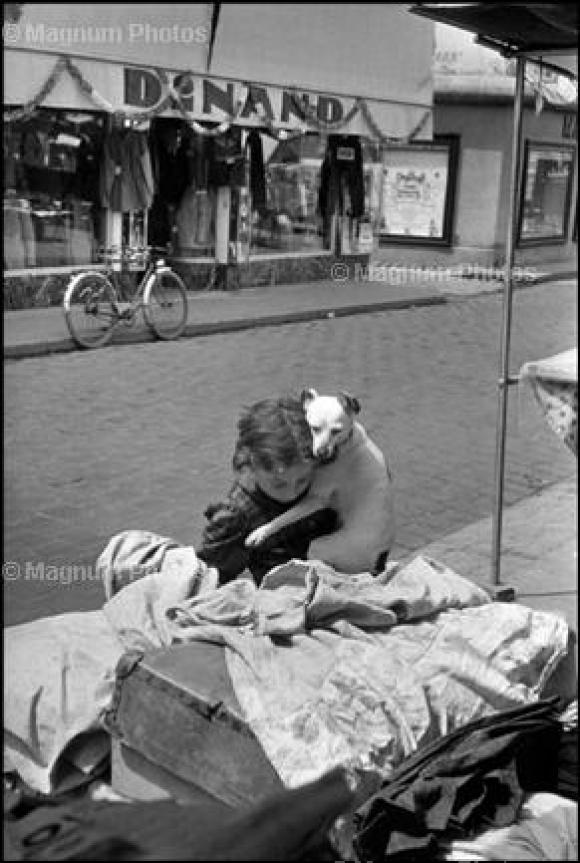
[4,531,572,799]
[102,547,569,790]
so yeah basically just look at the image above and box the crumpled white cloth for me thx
[3,611,123,794]
[5,531,571,801]
[99,547,570,792]
[4,531,218,794]
[226,585,569,788]
[446,793,577,861]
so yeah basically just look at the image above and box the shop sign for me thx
[123,67,352,129]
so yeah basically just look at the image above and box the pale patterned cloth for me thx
[102,548,571,792]
[446,793,577,861]
[520,348,578,455]
[224,563,569,789]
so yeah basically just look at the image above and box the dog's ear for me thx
[301,388,318,408]
[338,391,360,415]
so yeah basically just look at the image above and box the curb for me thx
[4,270,576,359]
[4,295,447,359]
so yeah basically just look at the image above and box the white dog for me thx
[245,389,396,573]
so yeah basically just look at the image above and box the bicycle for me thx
[63,246,188,349]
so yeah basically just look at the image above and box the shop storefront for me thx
[3,3,434,305]
[372,22,578,272]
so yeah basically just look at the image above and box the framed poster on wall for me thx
[379,135,459,246]
[518,141,576,245]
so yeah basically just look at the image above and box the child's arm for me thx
[245,494,327,547]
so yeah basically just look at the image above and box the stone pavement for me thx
[3,259,576,359]
[412,477,577,641]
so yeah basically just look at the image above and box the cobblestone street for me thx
[4,280,577,624]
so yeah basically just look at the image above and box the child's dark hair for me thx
[232,396,314,473]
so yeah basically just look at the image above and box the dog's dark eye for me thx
[330,429,341,436]
[310,426,321,433]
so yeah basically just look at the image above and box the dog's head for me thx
[301,388,360,461]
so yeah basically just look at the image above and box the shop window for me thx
[378,135,459,246]
[518,141,576,244]
[151,119,217,259]
[251,132,328,255]
[4,109,104,270]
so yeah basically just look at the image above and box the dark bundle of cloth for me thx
[352,697,566,862]
[4,767,353,861]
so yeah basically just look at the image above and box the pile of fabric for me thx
[4,530,577,860]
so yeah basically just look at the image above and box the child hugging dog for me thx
[197,390,395,584]
[246,389,396,574]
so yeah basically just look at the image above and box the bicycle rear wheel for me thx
[143,270,188,340]
[63,272,118,349]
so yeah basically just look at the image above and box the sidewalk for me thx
[4,260,576,359]
[413,477,578,669]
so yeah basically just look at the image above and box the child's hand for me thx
[245,524,271,547]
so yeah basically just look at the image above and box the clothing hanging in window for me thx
[99,128,154,212]
[246,130,266,214]
[318,134,364,219]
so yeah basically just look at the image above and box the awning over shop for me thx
[4,3,434,142]
[208,3,434,137]
[412,3,578,78]
[434,21,578,106]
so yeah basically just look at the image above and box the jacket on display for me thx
[318,134,364,219]
[74,128,104,204]
[150,124,190,206]
[147,122,191,246]
[246,130,266,213]
[208,127,245,188]
[99,128,155,212]
[353,697,564,862]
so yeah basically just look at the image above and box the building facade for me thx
[373,23,577,274]
[4,3,434,306]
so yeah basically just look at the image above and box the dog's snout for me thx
[314,441,335,461]
[312,438,331,457]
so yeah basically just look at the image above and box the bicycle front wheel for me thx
[143,270,188,341]
[63,272,118,349]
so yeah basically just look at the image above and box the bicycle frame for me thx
[105,257,174,325]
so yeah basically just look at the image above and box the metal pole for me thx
[491,56,526,585]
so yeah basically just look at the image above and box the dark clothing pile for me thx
[4,766,353,861]
[197,479,338,585]
[352,696,571,862]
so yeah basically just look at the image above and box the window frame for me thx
[517,139,576,247]
[378,134,460,247]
